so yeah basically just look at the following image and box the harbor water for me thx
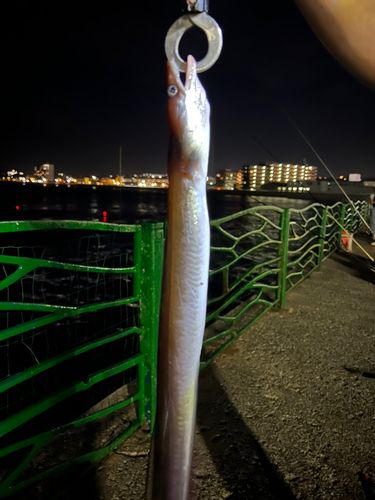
[0,182,310,223]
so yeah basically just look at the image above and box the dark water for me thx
[0,183,310,223]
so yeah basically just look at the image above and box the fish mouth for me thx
[167,55,197,94]
[185,55,197,91]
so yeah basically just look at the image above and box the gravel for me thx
[13,251,375,499]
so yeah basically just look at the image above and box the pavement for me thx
[339,230,375,284]
[15,247,375,500]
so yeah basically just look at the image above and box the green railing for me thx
[200,200,370,368]
[0,221,164,497]
[0,201,370,496]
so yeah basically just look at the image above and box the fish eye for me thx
[167,85,178,97]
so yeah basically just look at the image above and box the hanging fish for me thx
[149,54,210,500]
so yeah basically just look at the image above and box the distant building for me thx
[238,165,252,189]
[136,173,168,188]
[237,163,318,190]
[348,173,361,182]
[34,163,55,182]
[216,169,236,190]
[278,179,373,197]
[206,176,216,187]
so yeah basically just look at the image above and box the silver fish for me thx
[149,55,210,500]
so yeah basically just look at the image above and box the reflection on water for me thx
[89,193,99,218]
[0,183,311,224]
[136,201,160,217]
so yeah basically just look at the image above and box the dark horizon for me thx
[2,1,375,178]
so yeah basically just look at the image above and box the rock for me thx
[285,473,298,482]
[195,469,209,478]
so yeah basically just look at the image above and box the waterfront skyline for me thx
[2,1,375,178]
[7,162,371,193]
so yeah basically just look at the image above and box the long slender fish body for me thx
[150,55,210,500]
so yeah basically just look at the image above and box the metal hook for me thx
[186,0,208,13]
[165,12,223,73]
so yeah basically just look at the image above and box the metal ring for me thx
[165,12,223,73]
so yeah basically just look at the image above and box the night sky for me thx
[2,0,375,178]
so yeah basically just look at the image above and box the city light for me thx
[0,162,321,191]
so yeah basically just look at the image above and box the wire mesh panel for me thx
[201,207,283,368]
[342,201,370,234]
[286,204,324,290]
[201,200,369,369]
[353,200,371,233]
[324,202,344,258]
[343,204,353,232]
[0,220,163,497]
[0,202,369,495]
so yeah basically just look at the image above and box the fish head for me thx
[167,55,210,181]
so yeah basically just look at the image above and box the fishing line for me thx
[280,107,371,232]
[248,131,375,270]
[288,175,374,264]
[294,180,375,267]
[279,107,374,267]
[246,133,282,207]
[248,133,282,165]
[247,132,323,234]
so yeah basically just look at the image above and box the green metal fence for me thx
[0,201,370,496]
[200,200,370,368]
[0,221,164,497]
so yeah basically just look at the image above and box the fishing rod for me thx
[278,109,374,265]
[247,131,375,268]
[246,133,330,233]
[281,107,372,233]
[244,134,279,206]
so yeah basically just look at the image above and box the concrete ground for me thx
[338,231,375,283]
[350,230,375,257]
[16,246,375,500]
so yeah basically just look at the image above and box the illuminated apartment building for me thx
[238,163,318,190]
[215,169,237,190]
[34,163,55,182]
[137,173,169,188]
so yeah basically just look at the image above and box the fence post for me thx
[318,207,327,267]
[138,222,165,431]
[338,203,346,249]
[278,209,290,308]
[368,203,372,227]
[363,202,369,230]
[349,205,354,234]
[361,201,370,231]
